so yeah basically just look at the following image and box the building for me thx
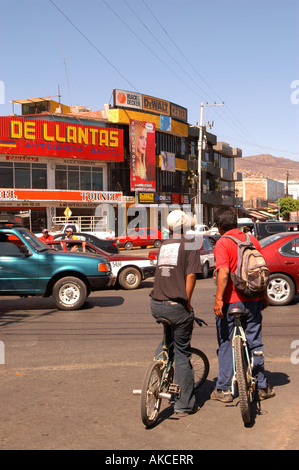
[0,91,243,234]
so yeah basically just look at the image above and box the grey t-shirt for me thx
[150,236,202,304]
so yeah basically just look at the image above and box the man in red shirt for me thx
[211,207,275,403]
[40,229,54,243]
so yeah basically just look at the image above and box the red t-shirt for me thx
[214,228,262,303]
[40,234,54,242]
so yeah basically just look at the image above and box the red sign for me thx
[0,116,124,162]
[129,120,156,192]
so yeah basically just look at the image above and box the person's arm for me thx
[186,273,196,311]
[213,267,230,318]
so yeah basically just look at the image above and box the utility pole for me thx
[196,102,224,224]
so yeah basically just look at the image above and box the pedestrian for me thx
[150,209,202,417]
[211,206,275,403]
[64,227,77,241]
[40,229,54,242]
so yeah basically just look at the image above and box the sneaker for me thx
[210,389,233,403]
[174,405,200,417]
[258,384,275,400]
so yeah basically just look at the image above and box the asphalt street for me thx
[0,249,298,451]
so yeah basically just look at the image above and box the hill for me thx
[234,154,299,181]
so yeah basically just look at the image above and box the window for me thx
[55,165,103,191]
[0,162,47,189]
[280,238,299,257]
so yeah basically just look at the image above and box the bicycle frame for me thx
[231,314,255,397]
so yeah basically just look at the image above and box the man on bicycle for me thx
[211,207,275,402]
[150,209,202,417]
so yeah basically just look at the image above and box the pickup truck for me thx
[0,228,113,310]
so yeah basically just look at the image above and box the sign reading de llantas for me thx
[0,117,124,162]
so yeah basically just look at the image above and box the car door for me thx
[278,237,299,287]
[0,232,40,293]
[203,237,216,268]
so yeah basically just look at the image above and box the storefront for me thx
[0,116,124,232]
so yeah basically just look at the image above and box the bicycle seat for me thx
[228,306,247,317]
[155,317,173,327]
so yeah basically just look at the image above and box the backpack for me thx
[224,233,269,298]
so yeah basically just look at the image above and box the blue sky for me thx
[1,0,298,161]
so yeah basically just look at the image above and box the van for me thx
[238,221,299,240]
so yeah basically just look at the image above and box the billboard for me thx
[129,120,156,192]
[0,117,124,162]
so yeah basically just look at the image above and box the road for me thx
[0,249,298,451]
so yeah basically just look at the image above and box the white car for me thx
[186,224,219,236]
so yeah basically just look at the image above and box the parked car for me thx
[238,221,299,240]
[115,227,163,250]
[53,232,119,254]
[46,239,156,289]
[148,235,216,279]
[260,232,299,306]
[0,228,113,310]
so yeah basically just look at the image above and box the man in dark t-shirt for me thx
[150,210,202,417]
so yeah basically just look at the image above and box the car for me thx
[238,221,299,240]
[115,227,163,250]
[0,227,113,310]
[260,232,299,306]
[53,232,119,254]
[46,239,156,290]
[148,234,216,279]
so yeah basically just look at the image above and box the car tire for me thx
[124,241,133,250]
[201,261,209,279]
[52,276,87,310]
[118,267,142,290]
[153,240,162,248]
[267,273,295,306]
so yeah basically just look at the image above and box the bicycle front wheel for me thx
[234,336,251,425]
[141,361,162,428]
[191,348,209,390]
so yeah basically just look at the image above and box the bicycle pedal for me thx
[168,383,180,395]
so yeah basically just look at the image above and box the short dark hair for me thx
[214,207,237,233]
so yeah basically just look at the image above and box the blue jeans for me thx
[150,299,196,413]
[215,300,267,391]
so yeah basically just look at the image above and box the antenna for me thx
[59,30,72,106]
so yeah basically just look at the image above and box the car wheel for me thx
[153,240,162,248]
[124,241,133,250]
[201,262,209,279]
[267,273,295,306]
[118,267,142,290]
[52,276,87,310]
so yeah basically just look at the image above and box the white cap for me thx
[167,210,195,231]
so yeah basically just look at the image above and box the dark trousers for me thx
[215,300,267,391]
[150,298,196,412]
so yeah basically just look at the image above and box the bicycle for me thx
[229,306,262,425]
[134,315,209,428]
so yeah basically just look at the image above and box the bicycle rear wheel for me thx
[234,336,251,424]
[141,361,162,427]
[191,348,209,390]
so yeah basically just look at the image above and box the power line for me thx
[49,0,139,92]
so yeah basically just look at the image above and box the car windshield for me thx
[260,232,290,248]
[18,228,50,252]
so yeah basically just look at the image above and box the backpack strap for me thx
[223,233,252,246]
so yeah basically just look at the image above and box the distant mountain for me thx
[235,155,299,181]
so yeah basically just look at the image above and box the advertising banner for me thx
[0,188,123,203]
[161,151,175,172]
[129,120,156,192]
[0,117,124,162]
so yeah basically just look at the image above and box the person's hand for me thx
[261,293,269,310]
[214,298,224,318]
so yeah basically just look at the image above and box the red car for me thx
[260,232,299,306]
[115,227,163,250]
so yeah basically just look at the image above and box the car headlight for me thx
[98,262,111,273]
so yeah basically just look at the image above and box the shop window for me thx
[32,164,47,189]
[0,162,13,187]
[55,164,103,191]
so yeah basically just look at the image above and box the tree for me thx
[278,197,299,220]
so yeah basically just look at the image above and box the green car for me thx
[0,227,113,310]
